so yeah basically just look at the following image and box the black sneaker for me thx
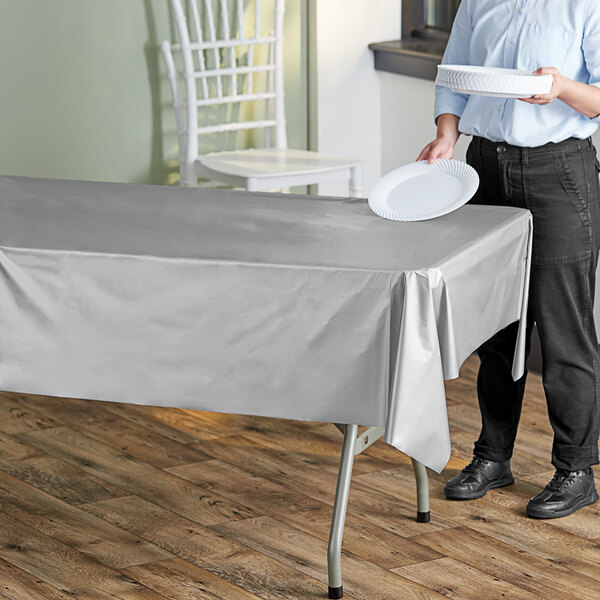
[526,468,599,519]
[444,456,514,500]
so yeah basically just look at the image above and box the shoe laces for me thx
[463,456,489,474]
[546,469,579,492]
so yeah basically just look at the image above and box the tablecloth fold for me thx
[385,270,452,473]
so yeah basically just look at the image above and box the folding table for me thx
[0,176,531,598]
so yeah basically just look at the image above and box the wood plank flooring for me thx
[0,355,599,599]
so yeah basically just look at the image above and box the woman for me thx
[418,0,600,518]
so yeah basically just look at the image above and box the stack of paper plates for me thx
[368,159,479,222]
[436,65,553,98]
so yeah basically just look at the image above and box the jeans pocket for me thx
[528,152,591,265]
[553,151,589,222]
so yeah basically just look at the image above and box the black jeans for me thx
[467,135,600,471]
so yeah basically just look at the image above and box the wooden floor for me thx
[0,356,599,599]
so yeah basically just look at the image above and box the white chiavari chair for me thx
[161,0,362,194]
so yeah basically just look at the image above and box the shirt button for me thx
[497,106,502,112]
[509,37,515,43]
[518,8,523,13]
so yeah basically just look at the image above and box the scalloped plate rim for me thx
[435,64,553,97]
[368,159,480,222]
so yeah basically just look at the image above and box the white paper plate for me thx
[436,65,553,98]
[368,159,479,222]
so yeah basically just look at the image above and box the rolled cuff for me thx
[434,85,469,125]
[473,442,514,462]
[552,442,599,471]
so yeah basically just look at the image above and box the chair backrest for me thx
[165,0,287,169]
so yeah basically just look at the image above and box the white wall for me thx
[309,0,400,197]
[380,71,466,172]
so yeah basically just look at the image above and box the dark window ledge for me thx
[369,39,446,81]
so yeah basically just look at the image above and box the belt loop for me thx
[522,147,529,166]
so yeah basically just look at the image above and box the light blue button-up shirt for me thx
[434,0,600,147]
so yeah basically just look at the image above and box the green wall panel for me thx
[0,0,307,185]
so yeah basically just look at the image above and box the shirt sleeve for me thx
[584,1,600,89]
[433,0,472,123]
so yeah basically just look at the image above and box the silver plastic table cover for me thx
[0,176,532,472]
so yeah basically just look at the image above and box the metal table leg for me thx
[411,457,430,523]
[328,424,385,598]
[328,424,357,599]
[327,425,431,598]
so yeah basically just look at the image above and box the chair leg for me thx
[411,458,430,523]
[246,177,259,192]
[349,165,362,198]
[181,163,199,188]
[328,424,358,599]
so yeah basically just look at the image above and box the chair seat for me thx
[197,148,361,179]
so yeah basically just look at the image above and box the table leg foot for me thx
[328,585,343,599]
[416,510,430,523]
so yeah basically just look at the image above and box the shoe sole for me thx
[526,490,600,519]
[444,475,515,500]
